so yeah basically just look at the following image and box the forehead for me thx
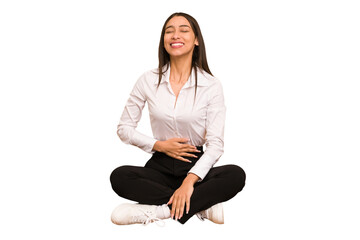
[165,16,191,28]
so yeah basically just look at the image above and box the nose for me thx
[171,30,180,40]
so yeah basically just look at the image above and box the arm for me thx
[167,173,200,220]
[188,80,226,180]
[117,74,157,153]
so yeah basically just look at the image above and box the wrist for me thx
[183,173,200,186]
[153,140,164,152]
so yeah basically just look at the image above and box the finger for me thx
[180,152,198,158]
[168,152,192,163]
[179,143,196,149]
[171,199,176,219]
[175,197,184,221]
[186,198,191,214]
[174,198,179,220]
[170,153,191,162]
[173,138,190,143]
[179,198,185,220]
[175,156,192,163]
[167,195,174,205]
[181,145,201,152]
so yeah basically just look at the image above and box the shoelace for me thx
[132,209,165,227]
[196,210,206,221]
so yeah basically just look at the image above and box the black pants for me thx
[110,147,246,224]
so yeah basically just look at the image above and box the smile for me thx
[170,42,184,48]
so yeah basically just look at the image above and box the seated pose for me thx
[110,12,246,225]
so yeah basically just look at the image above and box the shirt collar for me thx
[154,65,210,87]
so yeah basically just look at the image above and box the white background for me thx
[1,0,359,239]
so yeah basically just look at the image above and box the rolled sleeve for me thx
[188,80,226,180]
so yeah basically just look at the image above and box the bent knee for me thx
[110,165,136,196]
[110,165,134,185]
[226,164,246,192]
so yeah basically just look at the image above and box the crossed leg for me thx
[110,164,246,224]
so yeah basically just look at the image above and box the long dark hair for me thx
[157,12,212,96]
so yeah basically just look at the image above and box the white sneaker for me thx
[196,203,224,224]
[111,203,165,226]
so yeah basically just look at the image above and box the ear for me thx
[195,37,199,46]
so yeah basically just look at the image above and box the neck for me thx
[169,55,193,84]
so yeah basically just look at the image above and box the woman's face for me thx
[164,16,199,59]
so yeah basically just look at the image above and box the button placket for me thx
[173,90,181,137]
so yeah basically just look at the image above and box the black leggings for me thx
[110,148,246,224]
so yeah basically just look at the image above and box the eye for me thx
[180,28,190,33]
[165,30,174,34]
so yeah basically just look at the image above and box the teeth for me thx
[171,43,184,46]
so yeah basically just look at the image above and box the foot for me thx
[196,203,224,224]
[111,203,165,226]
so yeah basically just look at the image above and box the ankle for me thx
[156,204,171,219]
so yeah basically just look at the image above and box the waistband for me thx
[196,146,203,152]
[153,145,203,156]
[147,145,204,177]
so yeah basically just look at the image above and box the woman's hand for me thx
[153,138,200,162]
[167,173,200,220]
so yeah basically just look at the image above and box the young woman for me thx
[110,12,246,225]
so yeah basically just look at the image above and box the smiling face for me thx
[163,16,199,60]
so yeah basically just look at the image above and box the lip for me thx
[170,42,184,48]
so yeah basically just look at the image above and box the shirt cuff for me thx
[188,153,216,181]
[128,130,158,154]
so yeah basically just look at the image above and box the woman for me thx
[110,12,246,225]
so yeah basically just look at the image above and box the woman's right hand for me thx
[152,138,200,162]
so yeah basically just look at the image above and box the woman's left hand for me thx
[167,174,199,220]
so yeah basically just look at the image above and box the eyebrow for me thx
[165,25,191,30]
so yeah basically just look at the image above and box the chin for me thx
[168,50,193,59]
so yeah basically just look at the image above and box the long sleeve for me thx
[117,74,157,153]
[188,80,226,180]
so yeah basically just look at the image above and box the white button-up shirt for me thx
[117,66,226,180]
